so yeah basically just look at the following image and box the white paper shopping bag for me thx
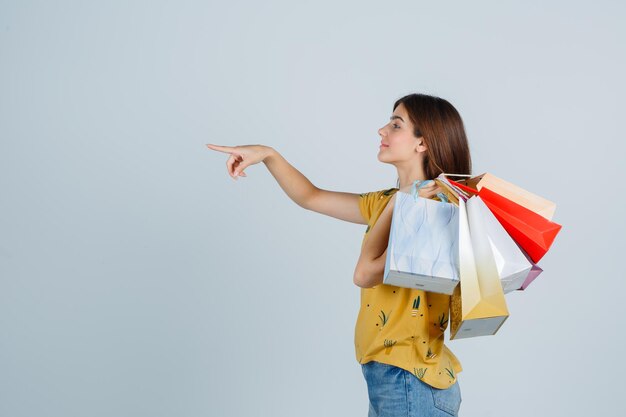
[477,195,533,293]
[383,188,460,294]
[450,196,510,339]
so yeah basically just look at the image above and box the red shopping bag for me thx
[448,179,562,264]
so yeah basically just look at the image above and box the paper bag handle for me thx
[447,179,478,195]
[440,172,479,196]
[410,179,449,203]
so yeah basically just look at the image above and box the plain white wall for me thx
[1,1,624,416]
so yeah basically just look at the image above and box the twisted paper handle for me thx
[410,179,449,203]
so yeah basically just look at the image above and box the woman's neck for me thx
[397,171,428,189]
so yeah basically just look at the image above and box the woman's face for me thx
[377,102,426,163]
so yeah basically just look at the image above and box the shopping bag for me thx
[437,174,532,293]
[450,195,509,339]
[458,173,557,220]
[383,181,460,295]
[479,198,534,294]
[432,178,463,206]
[448,179,562,264]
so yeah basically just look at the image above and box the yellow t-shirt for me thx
[355,187,463,389]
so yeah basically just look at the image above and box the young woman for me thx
[206,93,472,417]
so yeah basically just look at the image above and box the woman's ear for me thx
[415,138,428,153]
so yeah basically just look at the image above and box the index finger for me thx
[206,144,235,153]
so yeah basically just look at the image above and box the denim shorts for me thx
[361,361,462,417]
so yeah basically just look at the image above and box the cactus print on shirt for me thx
[355,187,463,389]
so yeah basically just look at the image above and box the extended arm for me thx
[263,147,366,224]
[262,147,317,208]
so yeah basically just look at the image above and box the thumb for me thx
[233,163,251,176]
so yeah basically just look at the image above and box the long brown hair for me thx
[393,93,472,187]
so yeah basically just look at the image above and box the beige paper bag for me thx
[460,173,556,220]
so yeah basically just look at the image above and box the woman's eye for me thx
[393,124,400,129]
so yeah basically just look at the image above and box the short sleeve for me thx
[358,190,382,223]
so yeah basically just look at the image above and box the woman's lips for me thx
[379,144,389,148]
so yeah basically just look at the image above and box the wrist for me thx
[262,146,277,163]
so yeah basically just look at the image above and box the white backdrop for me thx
[1,1,624,416]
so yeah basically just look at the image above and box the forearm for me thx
[355,249,387,288]
[262,147,317,208]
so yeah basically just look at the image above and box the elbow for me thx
[353,272,365,288]
[353,266,365,288]
[354,256,387,288]
[299,187,320,211]
[353,267,375,288]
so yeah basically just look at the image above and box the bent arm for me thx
[354,249,388,288]
[263,147,317,208]
[353,195,395,288]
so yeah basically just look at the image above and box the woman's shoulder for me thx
[360,187,398,199]
[381,187,399,196]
